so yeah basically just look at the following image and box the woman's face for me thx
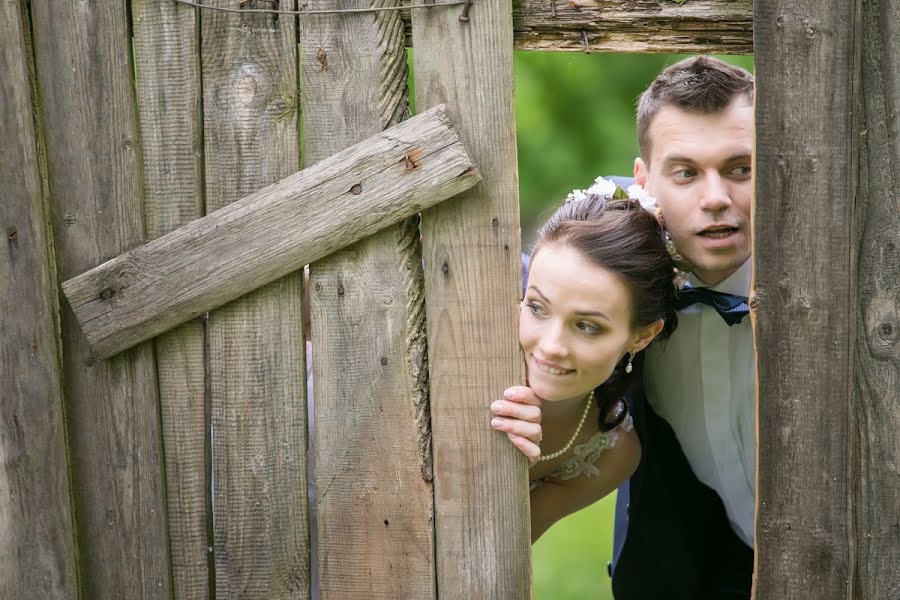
[520,243,638,403]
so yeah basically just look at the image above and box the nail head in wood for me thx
[351,183,362,195]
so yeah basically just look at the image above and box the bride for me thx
[490,178,678,541]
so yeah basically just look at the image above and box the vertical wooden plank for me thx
[411,2,531,597]
[29,0,172,597]
[300,1,436,597]
[132,0,209,597]
[201,2,309,597]
[753,0,858,597]
[854,0,900,596]
[0,1,78,597]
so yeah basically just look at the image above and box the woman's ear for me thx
[631,318,665,354]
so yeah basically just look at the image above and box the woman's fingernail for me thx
[503,388,514,398]
[490,401,502,412]
[491,418,502,428]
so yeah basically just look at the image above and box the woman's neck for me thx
[542,391,593,424]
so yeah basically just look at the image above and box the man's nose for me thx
[699,172,732,212]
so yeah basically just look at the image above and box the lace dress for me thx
[529,406,633,491]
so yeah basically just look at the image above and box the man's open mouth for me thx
[699,226,739,239]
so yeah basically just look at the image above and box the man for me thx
[611,56,756,599]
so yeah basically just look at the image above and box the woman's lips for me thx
[532,356,574,376]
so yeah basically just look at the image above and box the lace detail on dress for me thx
[530,409,633,491]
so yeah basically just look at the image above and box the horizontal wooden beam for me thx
[63,105,480,358]
[402,0,753,54]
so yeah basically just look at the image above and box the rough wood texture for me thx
[63,106,478,359]
[201,2,309,597]
[29,0,172,596]
[854,0,900,596]
[131,0,209,597]
[401,0,753,53]
[300,0,436,596]
[754,0,862,597]
[411,0,532,597]
[0,2,77,597]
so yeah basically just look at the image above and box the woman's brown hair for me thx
[530,193,678,430]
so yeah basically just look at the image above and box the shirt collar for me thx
[686,258,751,296]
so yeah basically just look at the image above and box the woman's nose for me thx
[538,324,569,358]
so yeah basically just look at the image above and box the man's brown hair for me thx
[636,56,754,160]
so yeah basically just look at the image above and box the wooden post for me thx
[29,0,172,596]
[0,2,77,597]
[852,1,900,595]
[131,0,209,597]
[62,106,479,359]
[411,0,532,597]
[200,2,308,597]
[754,0,899,596]
[300,0,437,596]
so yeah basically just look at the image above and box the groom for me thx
[610,56,756,599]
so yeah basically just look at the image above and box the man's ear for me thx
[634,157,649,187]
[631,318,665,354]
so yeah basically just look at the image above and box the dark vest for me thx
[610,377,754,599]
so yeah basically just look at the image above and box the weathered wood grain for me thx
[0,2,77,597]
[411,0,532,597]
[401,0,753,53]
[28,0,171,596]
[62,106,478,359]
[131,0,209,597]
[854,0,900,596]
[753,1,858,597]
[300,0,436,596]
[200,2,308,597]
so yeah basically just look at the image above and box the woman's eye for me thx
[577,321,601,335]
[526,302,546,316]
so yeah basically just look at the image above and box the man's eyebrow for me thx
[660,151,752,166]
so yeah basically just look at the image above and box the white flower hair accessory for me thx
[565,177,692,285]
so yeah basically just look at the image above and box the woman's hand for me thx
[490,386,544,465]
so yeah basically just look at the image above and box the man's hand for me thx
[490,386,544,465]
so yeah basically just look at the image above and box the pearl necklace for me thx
[539,390,594,462]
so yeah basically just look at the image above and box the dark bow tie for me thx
[675,284,749,326]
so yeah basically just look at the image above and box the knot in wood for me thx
[337,284,345,296]
[7,228,17,241]
[314,283,321,292]
[381,357,388,366]
[441,263,449,274]
[100,288,115,301]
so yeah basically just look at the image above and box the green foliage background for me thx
[514,51,753,599]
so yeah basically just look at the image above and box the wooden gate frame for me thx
[2,0,897,598]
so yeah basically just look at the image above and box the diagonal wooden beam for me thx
[401,0,753,54]
[62,105,480,359]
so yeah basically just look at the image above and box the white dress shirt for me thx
[643,259,756,548]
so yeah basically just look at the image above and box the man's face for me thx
[634,98,753,286]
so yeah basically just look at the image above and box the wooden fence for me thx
[2,0,897,598]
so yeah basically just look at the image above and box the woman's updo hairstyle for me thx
[530,192,678,430]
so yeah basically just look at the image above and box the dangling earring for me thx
[625,351,634,374]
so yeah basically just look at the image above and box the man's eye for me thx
[577,321,601,335]
[526,302,546,316]
[729,165,752,177]
[673,168,697,180]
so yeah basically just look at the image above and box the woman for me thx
[490,179,678,541]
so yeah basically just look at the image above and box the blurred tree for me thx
[515,52,753,242]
